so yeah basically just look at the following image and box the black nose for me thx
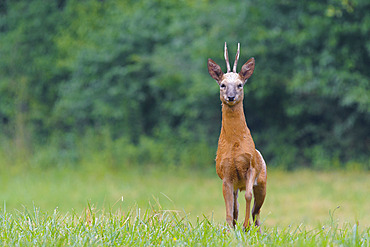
[228,96,235,101]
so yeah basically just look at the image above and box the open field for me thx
[1,203,368,246]
[1,164,369,229]
[1,163,370,245]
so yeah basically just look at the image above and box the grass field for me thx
[1,163,369,245]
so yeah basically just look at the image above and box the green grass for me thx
[0,203,369,246]
[1,163,370,245]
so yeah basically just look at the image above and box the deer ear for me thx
[208,58,223,83]
[239,57,255,83]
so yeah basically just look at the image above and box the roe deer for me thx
[207,43,267,230]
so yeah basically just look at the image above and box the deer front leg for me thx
[233,190,239,227]
[222,180,234,227]
[243,168,256,230]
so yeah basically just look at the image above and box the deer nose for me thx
[228,96,235,102]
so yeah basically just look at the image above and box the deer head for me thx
[208,42,255,106]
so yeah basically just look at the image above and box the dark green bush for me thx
[0,0,369,169]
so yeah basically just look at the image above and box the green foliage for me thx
[0,0,369,169]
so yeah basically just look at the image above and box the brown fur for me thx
[208,44,267,230]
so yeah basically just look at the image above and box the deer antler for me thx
[233,43,240,73]
[224,42,231,73]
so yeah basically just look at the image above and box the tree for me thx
[0,1,61,159]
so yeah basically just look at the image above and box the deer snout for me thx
[226,88,237,103]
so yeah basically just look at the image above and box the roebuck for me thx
[208,43,267,230]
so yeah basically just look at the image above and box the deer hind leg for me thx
[243,168,256,230]
[252,183,266,227]
[222,180,234,227]
[252,149,267,228]
[233,190,239,227]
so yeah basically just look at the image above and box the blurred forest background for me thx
[0,0,369,170]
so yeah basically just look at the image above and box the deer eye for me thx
[220,84,226,89]
[237,83,243,89]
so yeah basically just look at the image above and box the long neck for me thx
[220,102,250,141]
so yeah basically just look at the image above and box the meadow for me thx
[1,162,369,245]
[1,0,369,245]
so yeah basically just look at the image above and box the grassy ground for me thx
[1,163,369,245]
[1,204,368,246]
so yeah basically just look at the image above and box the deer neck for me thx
[221,102,251,142]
